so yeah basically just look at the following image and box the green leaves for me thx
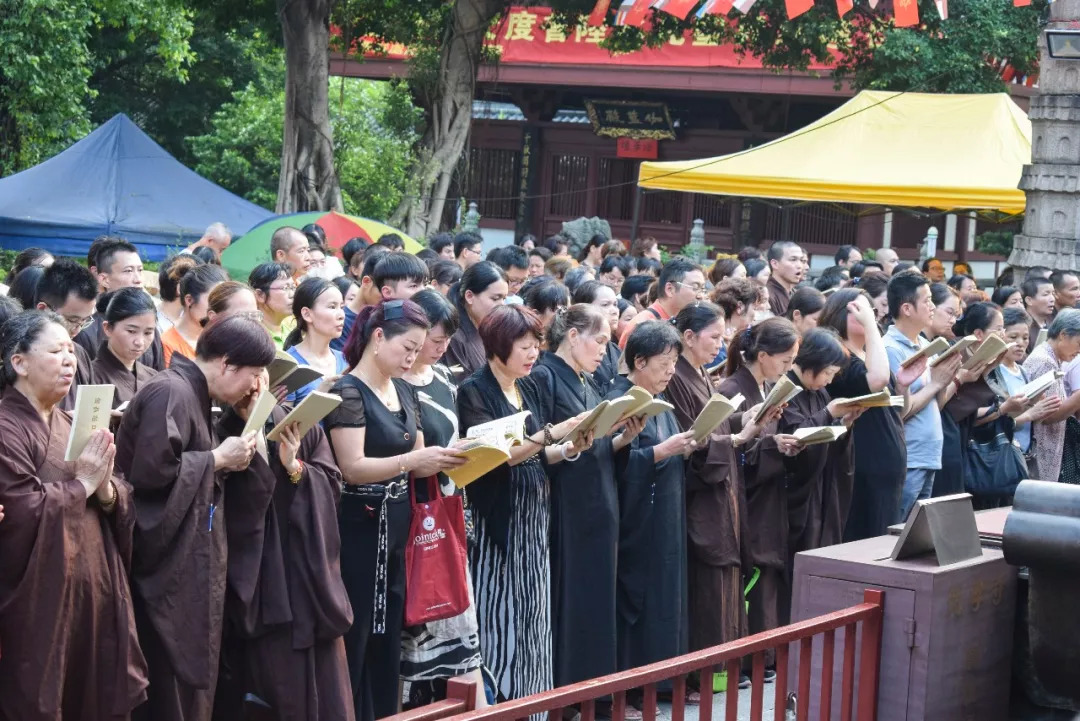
[188,56,420,221]
[0,0,194,175]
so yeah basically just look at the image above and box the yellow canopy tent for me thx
[637,90,1031,215]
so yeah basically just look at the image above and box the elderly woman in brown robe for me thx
[0,310,149,720]
[116,314,277,721]
[718,317,800,678]
[665,301,776,698]
[91,287,159,408]
[215,406,354,721]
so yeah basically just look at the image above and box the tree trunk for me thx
[277,0,343,214]
[390,0,506,239]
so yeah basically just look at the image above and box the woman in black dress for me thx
[400,289,485,705]
[445,262,509,381]
[457,305,593,706]
[324,299,468,721]
[532,304,644,690]
[611,322,697,675]
[818,289,911,540]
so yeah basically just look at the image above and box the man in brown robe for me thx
[215,405,355,721]
[766,240,804,317]
[35,259,99,411]
[116,351,263,721]
[0,381,148,719]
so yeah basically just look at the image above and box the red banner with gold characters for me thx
[365,6,834,70]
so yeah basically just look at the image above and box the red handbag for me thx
[404,475,471,626]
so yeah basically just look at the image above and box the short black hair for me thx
[1050,269,1079,291]
[834,245,859,265]
[991,286,1020,306]
[521,276,569,317]
[1022,276,1052,303]
[372,252,428,289]
[795,327,849,375]
[359,245,391,281]
[564,266,593,294]
[429,232,454,256]
[454,231,483,259]
[599,254,632,278]
[786,286,826,321]
[98,286,157,323]
[624,320,682,372]
[410,287,459,336]
[430,260,463,288]
[487,245,528,272]
[621,274,653,302]
[416,248,440,267]
[96,239,140,274]
[530,246,553,263]
[1025,266,1052,281]
[37,259,98,309]
[635,257,662,275]
[342,237,370,267]
[9,266,44,309]
[887,269,930,318]
[767,240,799,264]
[376,233,405,251]
[248,262,293,294]
[814,266,847,292]
[658,257,700,298]
[1002,306,1031,329]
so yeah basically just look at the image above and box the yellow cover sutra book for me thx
[928,335,977,368]
[754,375,802,423]
[961,334,1012,371]
[65,384,116,461]
[446,411,531,488]
[792,426,848,446]
[589,386,672,438]
[691,392,745,444]
[265,391,342,442]
[833,390,905,408]
[242,389,279,436]
[900,336,951,369]
[1015,370,1063,400]
[267,349,324,396]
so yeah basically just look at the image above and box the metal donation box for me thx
[790,495,1017,721]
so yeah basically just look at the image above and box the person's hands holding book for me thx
[734,408,771,446]
[1022,394,1062,423]
[316,375,342,396]
[742,401,784,429]
[999,393,1030,417]
[276,422,303,476]
[955,357,988,386]
[654,430,697,461]
[565,429,595,457]
[75,428,115,499]
[774,433,802,457]
[214,431,258,472]
[409,446,468,477]
[826,398,863,419]
[613,415,646,450]
[839,407,866,427]
[895,354,927,391]
[553,409,592,440]
[928,353,962,390]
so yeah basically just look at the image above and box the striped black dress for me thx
[401,364,484,684]
[457,367,553,704]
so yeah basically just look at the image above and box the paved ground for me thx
[653,683,792,721]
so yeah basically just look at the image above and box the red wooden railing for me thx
[388,589,885,721]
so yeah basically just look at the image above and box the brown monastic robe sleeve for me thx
[116,377,221,689]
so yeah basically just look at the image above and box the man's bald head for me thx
[271,226,311,275]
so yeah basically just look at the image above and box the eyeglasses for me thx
[678,281,706,293]
[269,283,297,293]
[41,303,95,332]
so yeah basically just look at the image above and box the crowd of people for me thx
[1,223,1079,721]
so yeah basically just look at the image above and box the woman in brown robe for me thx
[0,310,149,720]
[215,406,354,721]
[718,317,800,674]
[91,288,159,408]
[777,329,861,564]
[115,314,277,721]
[665,302,776,696]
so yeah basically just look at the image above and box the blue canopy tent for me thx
[0,114,272,262]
